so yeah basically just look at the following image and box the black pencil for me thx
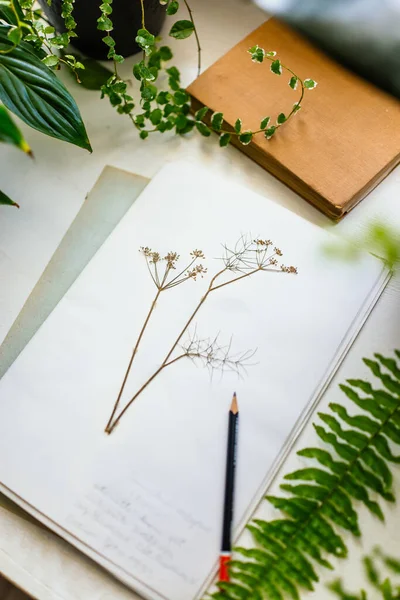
[219,392,239,582]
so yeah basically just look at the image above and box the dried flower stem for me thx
[104,287,161,432]
[105,263,284,434]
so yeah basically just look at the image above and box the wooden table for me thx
[0,0,399,598]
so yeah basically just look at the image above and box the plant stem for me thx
[104,287,161,432]
[105,354,185,434]
[183,0,201,77]
[106,267,265,434]
[217,57,305,139]
[139,0,146,28]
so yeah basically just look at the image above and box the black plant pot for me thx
[38,0,166,60]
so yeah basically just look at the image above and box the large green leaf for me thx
[0,188,18,207]
[0,103,31,153]
[0,26,91,150]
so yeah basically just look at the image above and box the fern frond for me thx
[211,352,400,599]
[328,547,400,600]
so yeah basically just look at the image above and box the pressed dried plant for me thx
[105,236,297,434]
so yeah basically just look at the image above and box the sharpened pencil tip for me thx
[231,392,238,415]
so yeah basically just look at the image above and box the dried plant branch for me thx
[105,236,297,434]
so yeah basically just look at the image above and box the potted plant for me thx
[37,0,166,59]
[0,0,316,207]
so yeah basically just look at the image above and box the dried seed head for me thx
[274,247,283,256]
[140,246,152,257]
[191,249,205,259]
[281,264,298,274]
[165,252,180,268]
[187,264,208,280]
[150,252,161,264]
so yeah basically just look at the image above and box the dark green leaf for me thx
[169,19,194,39]
[304,78,317,89]
[150,108,162,125]
[270,59,282,75]
[135,28,155,54]
[210,111,223,131]
[239,131,253,145]
[265,126,276,139]
[159,45,173,61]
[260,116,270,129]
[141,84,157,101]
[174,90,188,105]
[0,188,19,207]
[166,0,179,15]
[0,27,91,150]
[277,112,286,124]
[219,132,231,147]
[234,118,242,133]
[195,121,211,137]
[0,103,31,154]
[195,106,208,121]
[289,76,298,89]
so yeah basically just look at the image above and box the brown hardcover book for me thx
[187,19,400,220]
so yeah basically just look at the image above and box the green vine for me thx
[209,352,400,600]
[96,0,316,144]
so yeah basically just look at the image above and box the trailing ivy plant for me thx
[0,0,317,207]
[97,0,317,145]
[209,352,400,600]
[329,547,400,600]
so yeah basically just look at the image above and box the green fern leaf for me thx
[211,352,400,600]
[297,447,347,474]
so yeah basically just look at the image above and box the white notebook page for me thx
[0,163,388,600]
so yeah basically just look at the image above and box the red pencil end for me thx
[219,554,230,582]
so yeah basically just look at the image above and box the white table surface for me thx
[0,0,399,598]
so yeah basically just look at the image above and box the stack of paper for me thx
[0,163,388,600]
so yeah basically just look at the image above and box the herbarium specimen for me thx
[105,236,297,434]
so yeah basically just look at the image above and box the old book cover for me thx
[187,19,400,220]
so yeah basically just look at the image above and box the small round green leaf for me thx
[166,0,179,15]
[304,78,317,89]
[219,133,231,147]
[140,130,149,139]
[195,121,211,137]
[277,112,286,124]
[270,59,282,75]
[150,108,162,125]
[169,19,194,39]
[195,106,208,121]
[210,111,223,131]
[260,116,270,129]
[265,126,276,139]
[289,76,298,90]
[174,90,189,106]
[159,45,173,61]
[234,118,242,134]
[239,131,253,145]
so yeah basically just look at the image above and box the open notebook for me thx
[0,163,388,600]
